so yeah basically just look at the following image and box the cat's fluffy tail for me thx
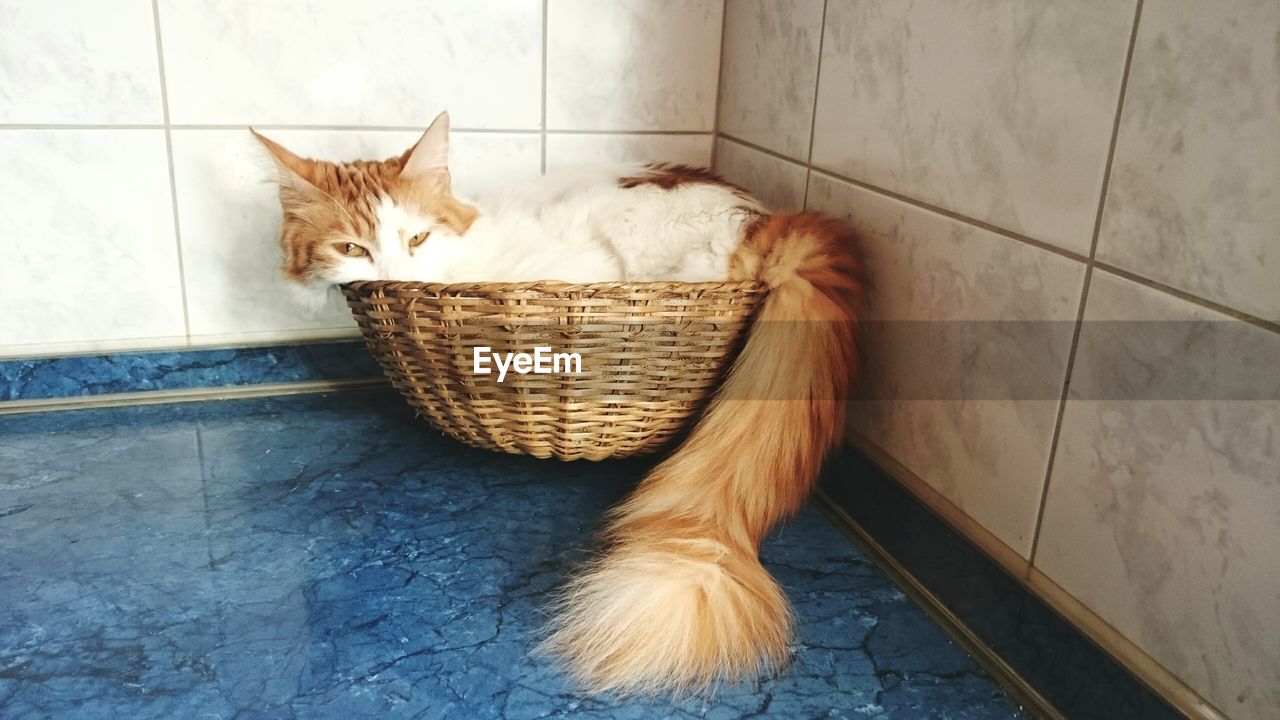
[542,211,865,694]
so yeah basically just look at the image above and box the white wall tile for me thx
[0,0,162,124]
[156,0,542,128]
[170,129,540,343]
[0,130,184,356]
[807,172,1085,555]
[714,137,807,211]
[546,0,723,131]
[450,133,545,201]
[1097,0,1280,321]
[717,0,825,160]
[1036,271,1280,720]
[545,133,712,170]
[811,0,1134,254]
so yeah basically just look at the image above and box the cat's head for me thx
[253,111,477,289]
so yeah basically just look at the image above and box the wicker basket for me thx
[342,280,767,461]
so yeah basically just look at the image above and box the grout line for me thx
[726,98,1275,337]
[1029,267,1093,564]
[0,123,714,136]
[0,333,364,363]
[184,124,540,133]
[0,123,166,130]
[543,128,716,136]
[150,0,192,343]
[723,132,1092,264]
[709,0,730,170]
[540,0,549,173]
[0,378,389,416]
[195,425,217,571]
[1028,0,1146,566]
[801,0,830,209]
[0,123,497,132]
[1093,261,1280,334]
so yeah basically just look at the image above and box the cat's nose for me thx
[378,257,416,281]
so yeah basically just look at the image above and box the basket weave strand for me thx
[342,280,768,461]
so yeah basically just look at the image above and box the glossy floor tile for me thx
[0,390,1021,719]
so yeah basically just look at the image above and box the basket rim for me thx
[341,279,768,295]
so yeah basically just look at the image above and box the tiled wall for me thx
[714,1,1278,718]
[0,0,723,358]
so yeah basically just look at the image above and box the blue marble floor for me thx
[0,390,1022,719]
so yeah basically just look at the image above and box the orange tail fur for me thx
[543,212,865,694]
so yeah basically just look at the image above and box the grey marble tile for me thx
[0,130,185,357]
[1097,0,1280,321]
[156,0,542,128]
[0,0,162,124]
[718,0,826,160]
[807,171,1085,556]
[545,133,712,170]
[1035,270,1280,720]
[546,0,723,131]
[811,0,1135,254]
[714,137,808,210]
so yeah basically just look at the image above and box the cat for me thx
[254,111,865,695]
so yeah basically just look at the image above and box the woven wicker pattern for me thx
[342,280,767,461]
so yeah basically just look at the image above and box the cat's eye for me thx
[408,231,431,248]
[335,242,369,258]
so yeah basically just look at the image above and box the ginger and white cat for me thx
[255,112,865,695]
[254,112,758,291]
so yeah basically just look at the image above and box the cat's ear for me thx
[401,111,450,183]
[251,129,323,204]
